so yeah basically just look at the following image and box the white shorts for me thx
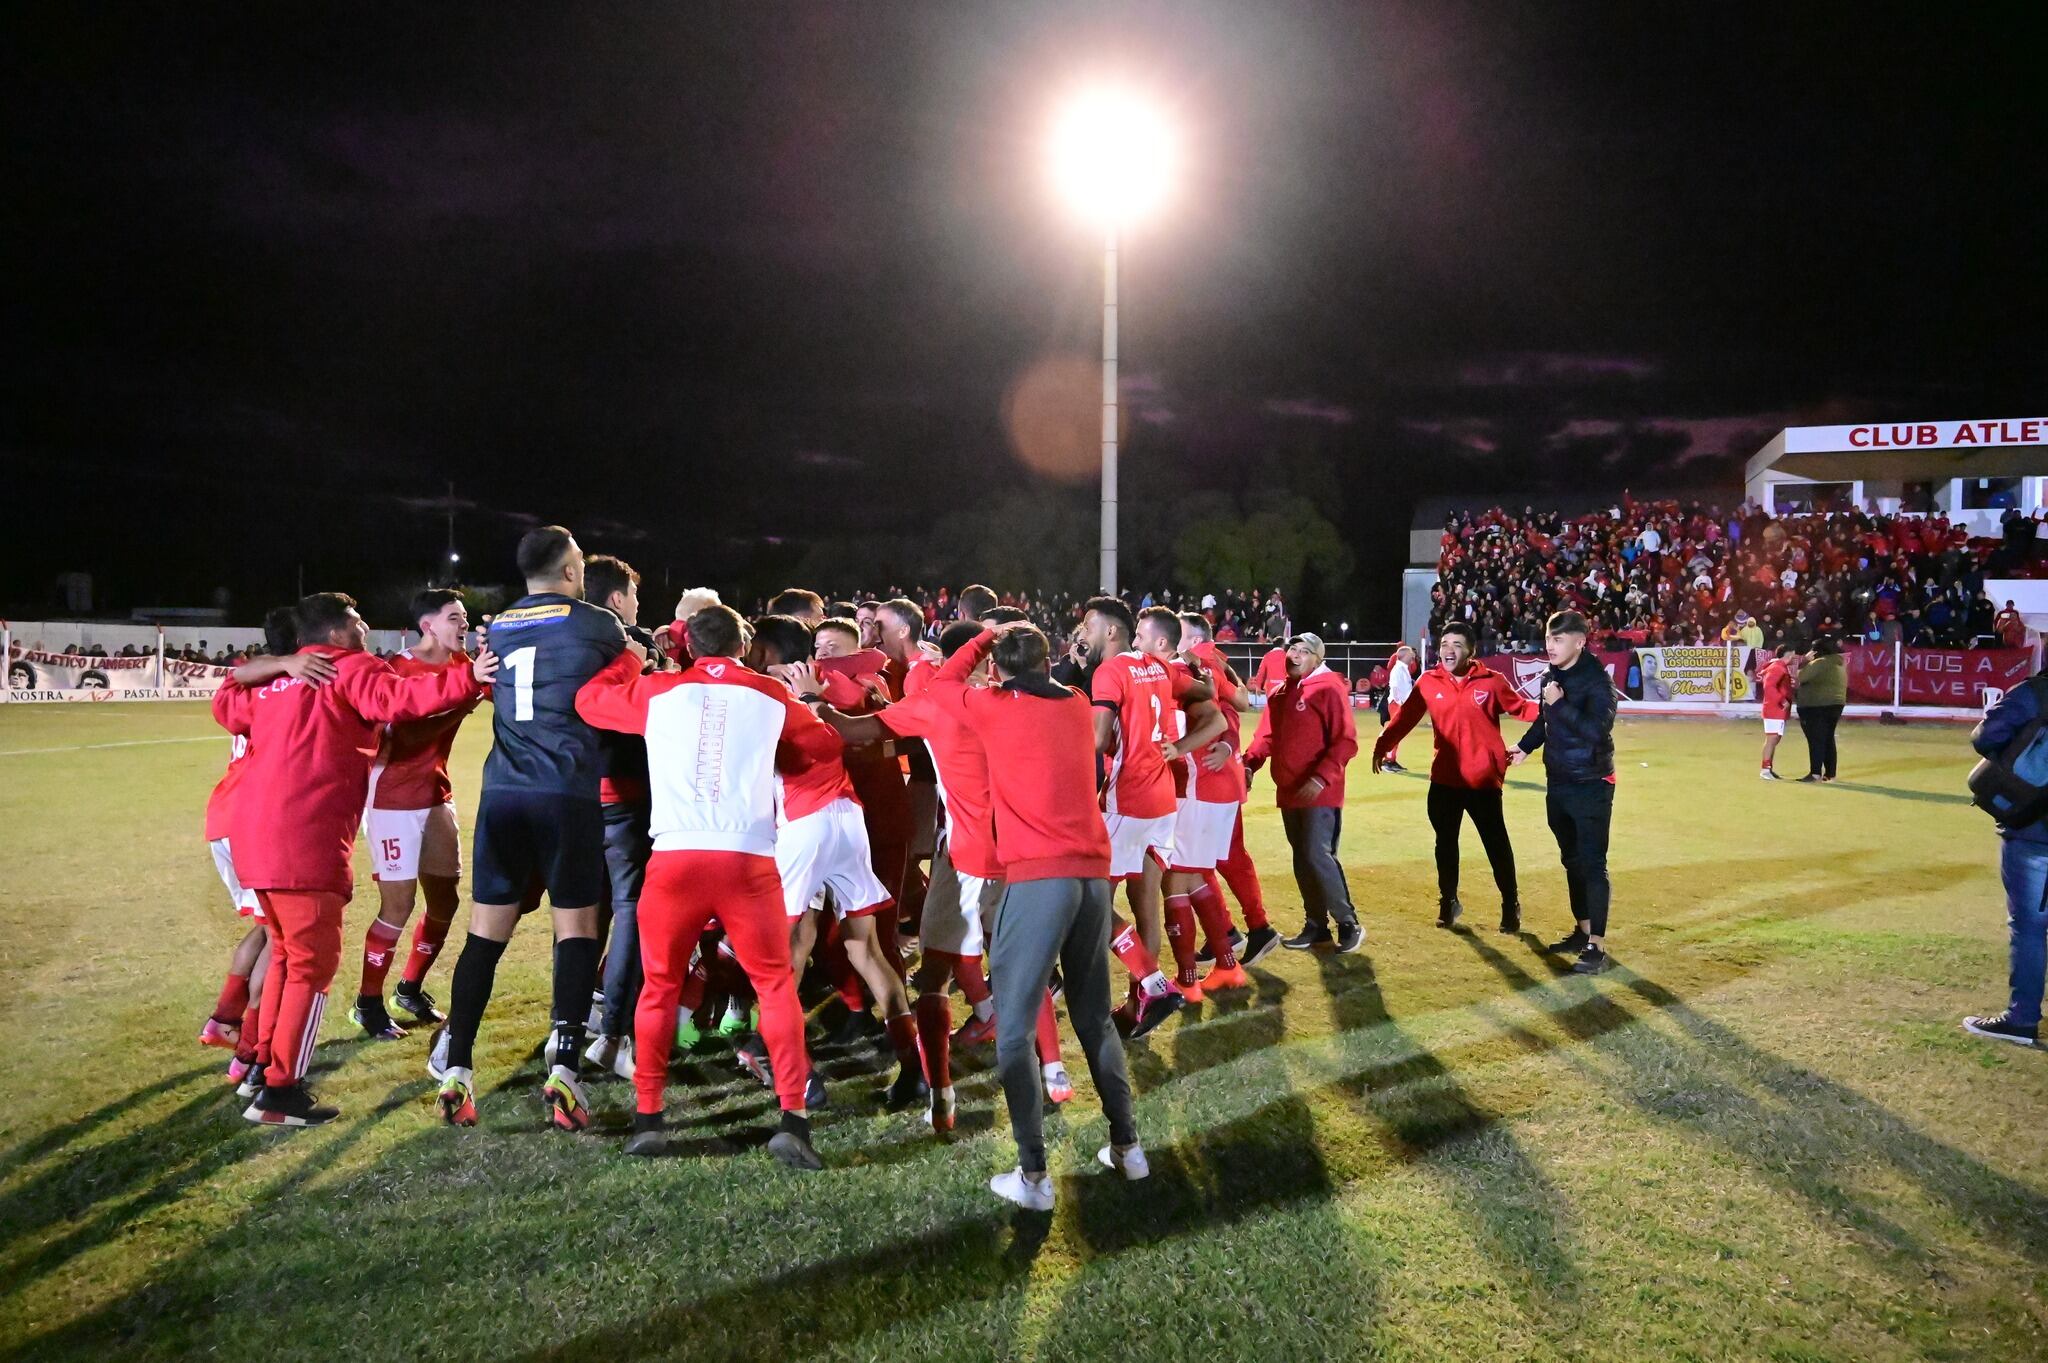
[778,798,892,920]
[1762,717,1786,736]
[366,802,460,881]
[1169,797,1236,871]
[1105,811,1176,879]
[209,837,261,918]
[919,838,1003,956]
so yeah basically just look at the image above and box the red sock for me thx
[1034,989,1063,1064]
[1190,881,1239,967]
[955,953,991,1008]
[1163,894,1200,987]
[678,952,708,1014]
[212,971,251,1026]
[1217,817,1270,931]
[1110,924,1163,987]
[885,1010,921,1069]
[400,911,455,988]
[913,993,953,1090]
[235,1003,261,1065]
[358,919,403,998]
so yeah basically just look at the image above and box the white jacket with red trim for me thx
[574,652,831,856]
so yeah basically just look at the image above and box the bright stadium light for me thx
[1047,82,1179,595]
[1048,84,1178,227]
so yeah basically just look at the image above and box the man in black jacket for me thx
[1508,610,1618,974]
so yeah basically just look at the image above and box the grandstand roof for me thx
[1746,418,2048,484]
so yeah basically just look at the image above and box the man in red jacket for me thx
[216,592,494,1126]
[1245,633,1364,953]
[1372,622,1538,933]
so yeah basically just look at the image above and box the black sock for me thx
[780,1110,812,1141]
[633,1109,663,1133]
[446,934,507,1070]
[551,936,600,1073]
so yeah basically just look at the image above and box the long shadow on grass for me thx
[1824,781,1973,806]
[1311,949,1586,1309]
[0,1080,408,1362]
[1457,932,2048,1264]
[0,1061,223,1170]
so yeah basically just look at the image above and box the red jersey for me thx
[1253,648,1288,696]
[1186,642,1248,804]
[875,677,999,879]
[1759,658,1794,719]
[1373,662,1538,790]
[820,650,915,829]
[941,631,1110,881]
[370,649,481,810]
[216,647,483,896]
[1091,651,1197,819]
[203,722,250,842]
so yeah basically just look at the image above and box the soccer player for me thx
[1167,611,1263,987]
[1372,621,1538,933]
[217,592,493,1126]
[1081,598,1218,1032]
[351,588,483,1040]
[1245,633,1365,955]
[754,615,927,1112]
[584,554,656,1079]
[1508,610,1619,974]
[573,604,823,1168]
[766,587,826,627]
[1133,609,1231,1000]
[937,623,1144,1210]
[1757,644,1797,780]
[814,619,1074,1133]
[430,526,626,1132]
[200,606,315,1073]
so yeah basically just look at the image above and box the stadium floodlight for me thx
[1047,83,1178,594]
[449,552,461,564]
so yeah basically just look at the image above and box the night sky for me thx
[5,3,2041,630]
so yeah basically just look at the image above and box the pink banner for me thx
[1842,645,2033,705]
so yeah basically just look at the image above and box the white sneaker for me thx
[608,1036,636,1082]
[585,1034,620,1072]
[585,993,606,1035]
[1097,1142,1150,1180]
[1043,1063,1075,1104]
[990,1167,1055,1210]
[1759,768,1781,781]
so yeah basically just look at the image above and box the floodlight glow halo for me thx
[1048,84,1178,226]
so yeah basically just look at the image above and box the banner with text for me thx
[1638,645,1754,703]
[1843,645,2033,706]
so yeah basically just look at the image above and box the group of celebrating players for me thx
[191,523,1608,1206]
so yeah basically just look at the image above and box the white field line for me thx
[0,736,220,757]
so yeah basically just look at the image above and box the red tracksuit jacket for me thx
[1373,661,1538,790]
[215,647,483,896]
[1244,665,1357,809]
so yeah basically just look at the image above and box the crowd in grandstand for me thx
[1430,494,2039,653]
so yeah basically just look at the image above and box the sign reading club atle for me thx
[1785,418,2048,452]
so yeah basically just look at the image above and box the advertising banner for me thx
[1637,645,1754,703]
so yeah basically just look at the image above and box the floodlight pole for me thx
[1100,224,1120,595]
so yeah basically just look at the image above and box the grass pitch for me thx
[1,702,2044,1362]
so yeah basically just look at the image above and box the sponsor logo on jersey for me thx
[492,603,574,629]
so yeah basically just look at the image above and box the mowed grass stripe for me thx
[0,704,2043,1363]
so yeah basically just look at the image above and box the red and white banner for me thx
[1843,644,2033,706]
[1480,651,1631,699]
[6,646,161,691]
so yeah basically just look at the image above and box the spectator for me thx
[1963,674,2048,1047]
[1795,635,1847,783]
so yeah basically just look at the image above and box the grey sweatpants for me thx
[1281,805,1359,932]
[988,876,1138,1174]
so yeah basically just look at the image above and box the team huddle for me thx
[192,525,1615,1205]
